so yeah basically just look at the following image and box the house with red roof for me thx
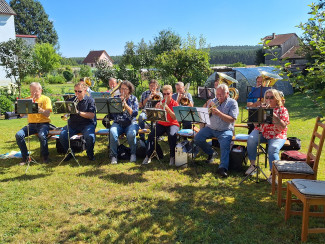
[263,33,307,66]
[82,50,113,68]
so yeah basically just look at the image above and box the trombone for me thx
[108,79,122,97]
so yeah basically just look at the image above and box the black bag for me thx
[229,145,247,171]
[136,139,147,158]
[281,137,301,151]
[117,144,131,160]
[102,115,111,128]
[56,136,86,154]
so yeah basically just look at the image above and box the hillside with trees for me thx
[209,45,262,65]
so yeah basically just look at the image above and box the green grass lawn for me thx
[0,88,324,243]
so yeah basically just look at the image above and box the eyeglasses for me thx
[163,93,170,95]
[120,87,129,91]
[265,96,274,100]
[74,90,83,93]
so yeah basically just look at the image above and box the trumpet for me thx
[208,99,220,117]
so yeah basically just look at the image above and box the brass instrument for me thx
[208,99,220,117]
[260,71,282,87]
[108,79,122,97]
[217,72,240,100]
[179,83,191,106]
[84,77,94,87]
[150,85,161,107]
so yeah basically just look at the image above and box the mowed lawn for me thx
[0,89,324,243]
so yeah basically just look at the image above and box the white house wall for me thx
[0,14,16,86]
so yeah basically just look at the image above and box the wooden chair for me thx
[285,179,325,242]
[271,117,325,207]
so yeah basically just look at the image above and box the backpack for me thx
[117,144,131,160]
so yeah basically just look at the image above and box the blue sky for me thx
[12,0,313,57]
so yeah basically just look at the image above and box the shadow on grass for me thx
[0,173,50,182]
[99,172,148,184]
[53,181,308,243]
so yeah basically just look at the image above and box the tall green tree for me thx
[152,29,181,56]
[0,38,38,98]
[155,35,211,88]
[94,59,115,86]
[33,43,61,75]
[10,0,59,46]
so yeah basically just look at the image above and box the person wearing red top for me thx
[246,89,290,183]
[142,85,180,166]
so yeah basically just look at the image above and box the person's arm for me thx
[211,108,236,123]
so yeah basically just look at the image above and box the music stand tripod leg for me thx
[239,130,267,185]
[148,122,162,164]
[25,124,39,173]
[58,116,80,166]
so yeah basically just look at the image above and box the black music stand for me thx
[95,97,123,163]
[16,99,39,173]
[198,87,216,99]
[174,106,210,167]
[239,107,273,185]
[54,101,79,166]
[145,108,167,164]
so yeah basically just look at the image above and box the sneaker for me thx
[245,165,256,175]
[169,157,175,166]
[142,156,151,165]
[206,152,218,164]
[111,156,117,164]
[130,154,136,162]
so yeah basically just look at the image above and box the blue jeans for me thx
[138,112,147,140]
[109,122,139,157]
[16,123,50,159]
[247,129,286,170]
[59,124,96,157]
[194,127,233,170]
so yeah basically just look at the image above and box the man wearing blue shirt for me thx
[59,82,97,161]
[194,84,239,178]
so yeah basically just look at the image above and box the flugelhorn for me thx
[208,99,220,117]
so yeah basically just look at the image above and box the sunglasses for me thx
[265,96,274,100]
[163,93,170,95]
[74,90,83,93]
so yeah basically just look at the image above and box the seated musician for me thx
[16,82,52,164]
[142,85,179,166]
[194,84,239,178]
[59,82,96,161]
[246,89,289,183]
[109,80,139,164]
[138,79,162,140]
[107,77,120,96]
[172,81,194,129]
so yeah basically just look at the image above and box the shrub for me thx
[63,70,74,82]
[48,75,65,84]
[23,75,44,84]
[79,65,92,78]
[0,95,13,114]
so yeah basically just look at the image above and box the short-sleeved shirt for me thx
[157,99,180,127]
[68,95,96,129]
[111,94,139,124]
[207,97,238,131]
[256,106,289,139]
[172,92,194,105]
[140,90,163,109]
[28,95,52,123]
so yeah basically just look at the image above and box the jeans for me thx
[146,124,179,158]
[194,126,233,170]
[138,112,147,140]
[16,123,50,159]
[109,122,139,157]
[247,129,286,170]
[59,124,96,157]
